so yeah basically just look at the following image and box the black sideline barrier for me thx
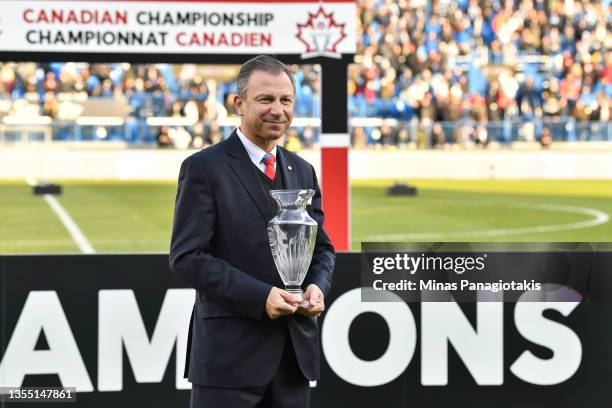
[1,253,612,407]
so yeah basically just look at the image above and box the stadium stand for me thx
[351,0,611,147]
[0,0,610,148]
[0,62,321,148]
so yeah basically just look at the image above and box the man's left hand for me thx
[297,284,325,317]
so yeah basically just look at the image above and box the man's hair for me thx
[236,55,295,98]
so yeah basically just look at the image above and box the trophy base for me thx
[286,288,310,308]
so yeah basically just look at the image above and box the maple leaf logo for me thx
[296,6,347,59]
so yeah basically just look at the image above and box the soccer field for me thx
[1,179,611,254]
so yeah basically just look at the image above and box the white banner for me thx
[0,0,356,58]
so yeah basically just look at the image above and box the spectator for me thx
[156,126,172,148]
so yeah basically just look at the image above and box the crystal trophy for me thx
[267,189,317,307]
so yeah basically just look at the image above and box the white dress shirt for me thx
[236,127,277,173]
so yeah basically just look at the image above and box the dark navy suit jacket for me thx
[169,131,335,387]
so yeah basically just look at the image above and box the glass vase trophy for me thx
[267,189,317,307]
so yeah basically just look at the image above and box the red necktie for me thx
[263,153,276,180]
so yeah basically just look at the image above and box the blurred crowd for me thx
[351,0,611,147]
[0,62,320,148]
[0,0,611,149]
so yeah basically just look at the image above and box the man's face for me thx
[235,70,294,148]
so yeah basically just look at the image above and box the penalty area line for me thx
[26,178,96,254]
[43,195,96,254]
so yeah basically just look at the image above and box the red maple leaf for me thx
[296,6,347,58]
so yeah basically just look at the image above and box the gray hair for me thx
[236,55,295,98]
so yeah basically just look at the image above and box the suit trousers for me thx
[190,333,310,408]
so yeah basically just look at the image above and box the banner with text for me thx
[1,253,612,407]
[0,0,356,58]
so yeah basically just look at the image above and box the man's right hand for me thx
[266,287,299,319]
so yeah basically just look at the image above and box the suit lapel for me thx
[225,131,274,222]
[276,146,298,190]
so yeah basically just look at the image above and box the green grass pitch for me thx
[1,179,611,254]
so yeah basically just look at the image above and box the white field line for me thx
[26,177,95,253]
[364,203,610,241]
[42,195,96,254]
[0,239,168,247]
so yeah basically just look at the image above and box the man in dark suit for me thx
[169,55,335,408]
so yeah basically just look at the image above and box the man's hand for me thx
[266,287,300,319]
[298,284,325,317]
